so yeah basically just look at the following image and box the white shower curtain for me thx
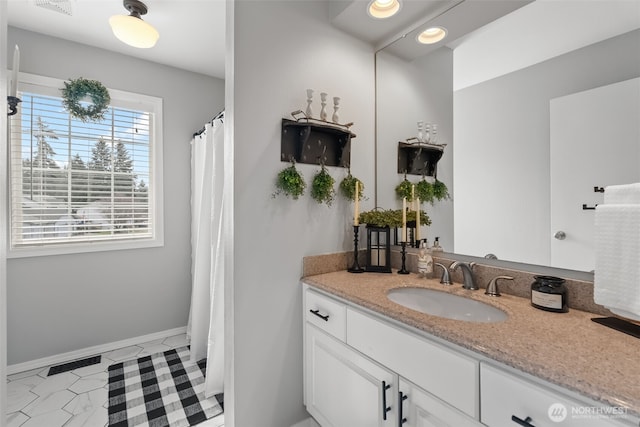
[187,117,225,397]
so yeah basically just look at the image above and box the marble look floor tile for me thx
[137,344,171,357]
[163,334,189,348]
[7,382,38,413]
[7,368,43,382]
[21,409,71,427]
[22,389,75,417]
[197,413,225,427]
[138,337,165,348]
[7,411,29,427]
[72,359,112,378]
[64,387,107,415]
[104,345,142,362]
[64,406,108,427]
[9,375,45,390]
[68,372,107,394]
[30,372,79,397]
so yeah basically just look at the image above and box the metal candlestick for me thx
[348,225,364,273]
[398,241,409,274]
[7,96,21,116]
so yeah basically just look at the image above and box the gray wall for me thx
[6,27,225,365]
[376,47,454,249]
[1,0,9,418]
[230,1,375,425]
[453,29,640,267]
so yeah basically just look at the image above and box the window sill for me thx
[7,236,164,258]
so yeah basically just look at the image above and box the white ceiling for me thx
[6,0,530,80]
[7,0,227,79]
[9,0,636,82]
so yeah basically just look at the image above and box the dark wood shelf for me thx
[397,142,445,176]
[281,119,356,167]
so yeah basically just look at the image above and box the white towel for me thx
[594,204,640,320]
[604,182,640,205]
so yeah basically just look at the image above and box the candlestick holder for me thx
[398,241,410,274]
[348,225,365,273]
[7,96,21,116]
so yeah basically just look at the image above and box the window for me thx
[8,73,163,257]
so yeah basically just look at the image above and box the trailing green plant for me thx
[311,164,336,206]
[416,179,434,204]
[339,173,365,201]
[395,176,414,201]
[272,161,306,200]
[433,179,450,201]
[358,209,431,228]
[61,77,111,122]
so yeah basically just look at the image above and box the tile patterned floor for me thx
[6,333,225,427]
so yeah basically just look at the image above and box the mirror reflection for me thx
[376,0,640,272]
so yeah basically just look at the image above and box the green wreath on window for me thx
[61,78,111,122]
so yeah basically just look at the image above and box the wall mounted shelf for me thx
[281,118,356,167]
[397,142,445,176]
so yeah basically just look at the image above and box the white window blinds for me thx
[8,76,162,253]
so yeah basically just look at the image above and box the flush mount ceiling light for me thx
[416,26,447,45]
[368,0,401,19]
[109,0,159,49]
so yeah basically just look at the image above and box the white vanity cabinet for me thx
[303,286,480,427]
[399,378,480,427]
[303,285,636,427]
[480,363,631,427]
[304,289,397,426]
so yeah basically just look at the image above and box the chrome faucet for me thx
[449,261,478,290]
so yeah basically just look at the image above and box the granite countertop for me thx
[302,270,640,417]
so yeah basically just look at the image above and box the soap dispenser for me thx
[431,237,443,253]
[417,240,434,279]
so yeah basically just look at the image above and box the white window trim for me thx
[7,72,164,258]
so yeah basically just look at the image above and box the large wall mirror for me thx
[376,0,640,274]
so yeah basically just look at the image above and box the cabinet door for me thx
[305,324,396,427]
[399,378,481,427]
[481,363,631,427]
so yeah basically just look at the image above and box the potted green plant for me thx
[358,209,431,228]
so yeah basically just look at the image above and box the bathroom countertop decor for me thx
[302,269,640,418]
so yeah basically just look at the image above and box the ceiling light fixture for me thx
[416,26,447,45]
[368,0,401,19]
[109,0,159,49]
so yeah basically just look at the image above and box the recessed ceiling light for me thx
[416,26,447,44]
[368,0,401,19]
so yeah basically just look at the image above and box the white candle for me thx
[411,184,415,211]
[402,197,407,242]
[10,45,20,97]
[353,180,359,226]
[415,196,421,241]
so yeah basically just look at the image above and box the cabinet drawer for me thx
[346,308,479,419]
[481,363,629,427]
[305,289,347,341]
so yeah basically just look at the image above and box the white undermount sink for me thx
[387,287,508,323]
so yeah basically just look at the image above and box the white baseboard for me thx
[7,325,188,375]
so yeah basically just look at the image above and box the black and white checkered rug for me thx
[107,346,223,427]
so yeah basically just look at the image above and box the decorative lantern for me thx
[366,225,392,273]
